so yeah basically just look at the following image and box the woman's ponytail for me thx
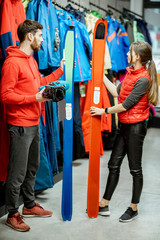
[131,41,159,106]
[148,59,159,106]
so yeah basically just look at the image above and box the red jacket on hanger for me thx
[0,0,26,59]
[0,0,26,181]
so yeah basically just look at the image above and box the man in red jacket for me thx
[1,19,64,232]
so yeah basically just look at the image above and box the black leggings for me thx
[103,121,147,204]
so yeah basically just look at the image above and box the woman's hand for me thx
[90,106,105,116]
[103,75,118,97]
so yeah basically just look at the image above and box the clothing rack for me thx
[89,2,113,16]
[107,5,134,21]
[89,2,108,14]
[67,0,90,12]
[107,5,123,15]
[123,8,143,19]
[53,2,66,11]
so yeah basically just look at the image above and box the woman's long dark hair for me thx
[130,41,158,106]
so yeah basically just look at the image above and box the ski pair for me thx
[61,18,108,220]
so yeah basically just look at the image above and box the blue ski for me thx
[61,26,75,221]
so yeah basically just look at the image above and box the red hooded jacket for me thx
[1,46,63,126]
[118,66,150,124]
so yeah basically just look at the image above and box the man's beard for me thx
[31,38,41,52]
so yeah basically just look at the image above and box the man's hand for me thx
[36,88,51,102]
[60,58,65,71]
[90,106,105,116]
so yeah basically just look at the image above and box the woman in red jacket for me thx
[90,41,158,222]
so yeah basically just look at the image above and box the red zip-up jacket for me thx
[1,46,63,126]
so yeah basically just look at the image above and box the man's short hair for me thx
[17,19,43,43]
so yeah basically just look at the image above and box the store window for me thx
[148,8,160,56]
[145,6,160,106]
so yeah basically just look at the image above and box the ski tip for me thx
[87,213,98,219]
[86,208,99,218]
[62,216,72,221]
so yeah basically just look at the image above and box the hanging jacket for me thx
[80,80,112,154]
[26,0,39,20]
[57,10,92,83]
[133,20,145,42]
[44,101,59,175]
[35,116,54,191]
[0,46,63,126]
[26,1,62,187]
[85,13,112,74]
[124,19,134,44]
[107,16,130,73]
[0,0,26,182]
[21,0,32,13]
[118,66,150,124]
[0,102,9,182]
[91,10,103,19]
[26,0,61,70]
[65,4,86,24]
[0,0,26,60]
[136,19,152,46]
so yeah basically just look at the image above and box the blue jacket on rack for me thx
[136,19,152,46]
[65,4,86,24]
[107,16,130,72]
[57,10,92,83]
[35,116,54,191]
[27,0,61,70]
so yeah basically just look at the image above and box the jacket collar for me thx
[126,65,147,74]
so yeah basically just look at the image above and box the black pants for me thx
[5,125,40,214]
[103,121,147,204]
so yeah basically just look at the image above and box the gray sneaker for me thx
[119,207,138,223]
[98,205,110,216]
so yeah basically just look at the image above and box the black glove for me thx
[42,82,66,102]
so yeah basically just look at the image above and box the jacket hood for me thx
[6,46,32,59]
[11,0,22,3]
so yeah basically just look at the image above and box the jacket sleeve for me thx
[120,25,130,65]
[1,62,36,104]
[31,56,63,86]
[39,68,63,87]
[80,23,92,61]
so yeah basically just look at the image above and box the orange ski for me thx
[87,19,108,218]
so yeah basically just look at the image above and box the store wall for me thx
[130,0,143,16]
[56,0,130,17]
[144,9,160,29]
